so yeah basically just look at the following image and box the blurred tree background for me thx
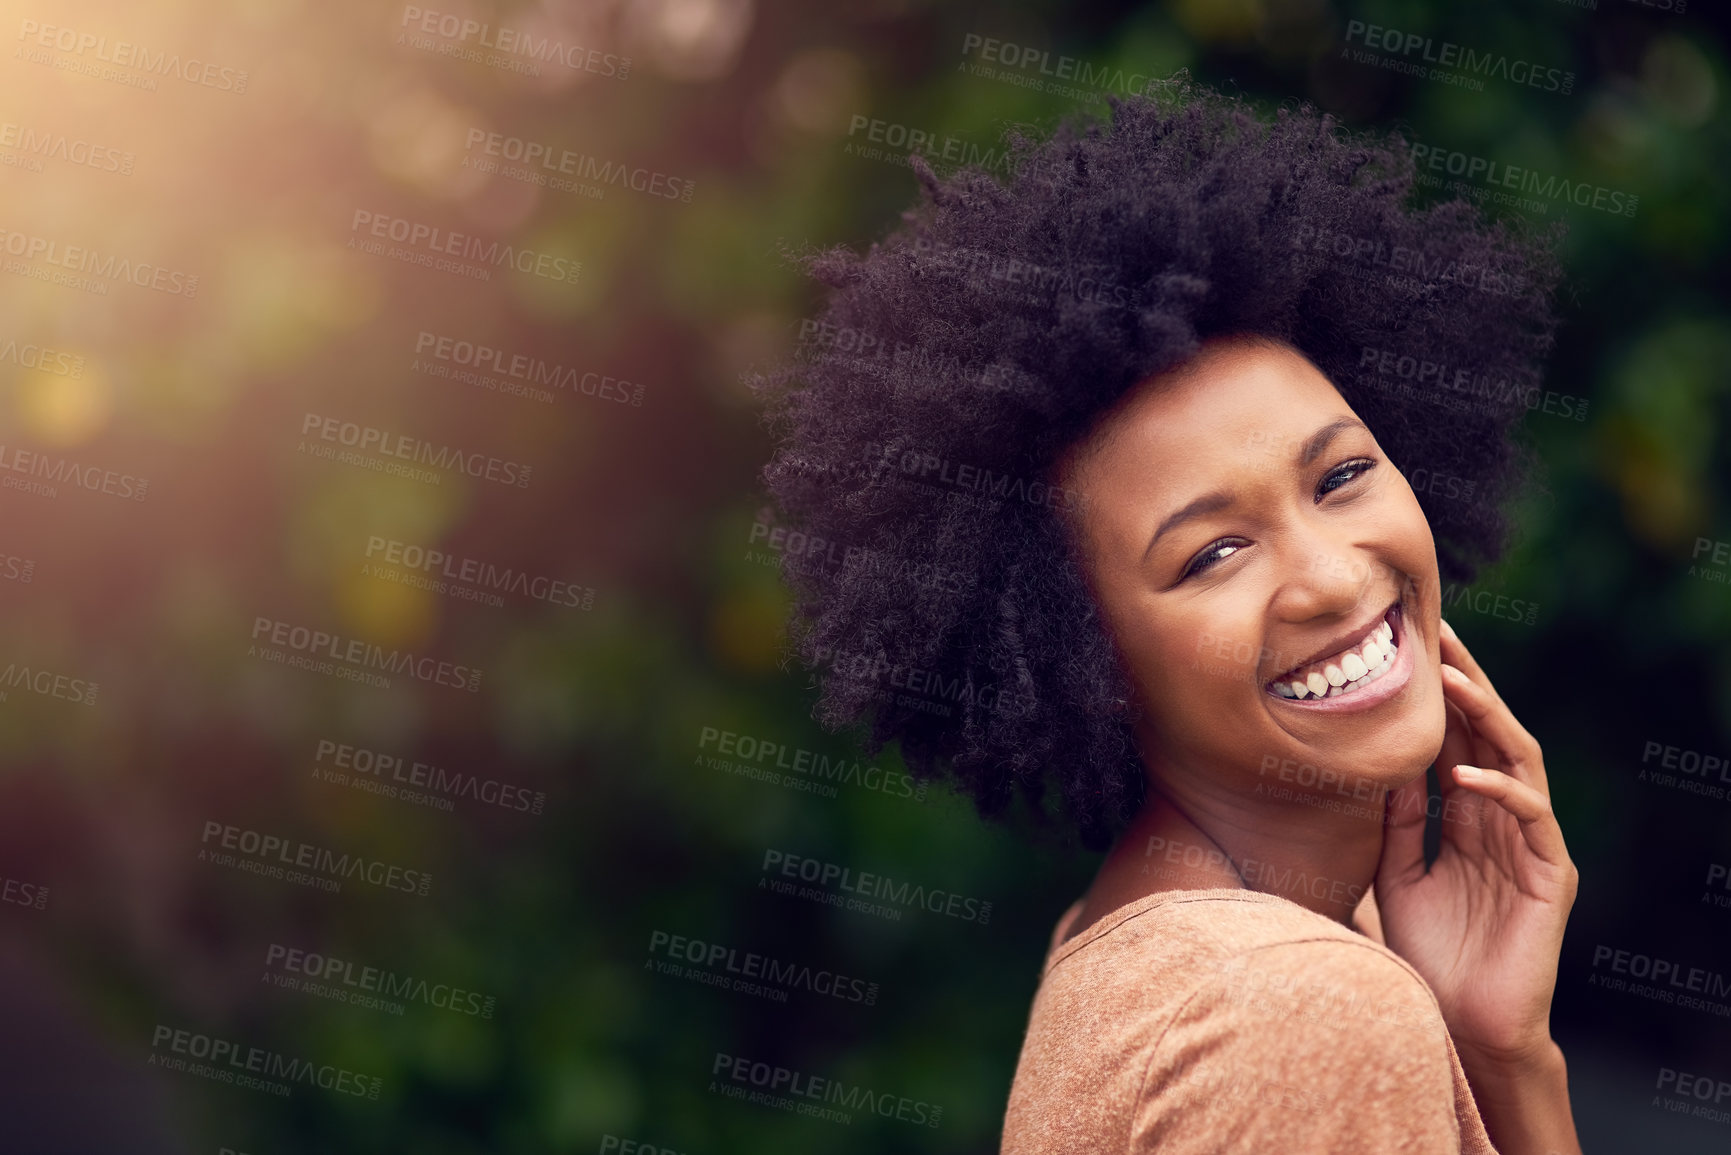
[0,0,1727,1151]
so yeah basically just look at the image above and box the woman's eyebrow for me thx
[1300,417,1368,467]
[1144,491,1234,561]
[1141,416,1370,562]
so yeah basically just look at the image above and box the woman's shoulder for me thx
[1047,886,1407,972]
[1037,886,1449,1038]
[1006,890,1479,1154]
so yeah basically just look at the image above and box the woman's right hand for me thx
[1372,619,1581,1155]
[1373,620,1578,1068]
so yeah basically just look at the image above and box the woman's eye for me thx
[1182,540,1243,580]
[1318,458,1376,498]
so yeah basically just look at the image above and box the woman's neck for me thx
[1064,786,1385,946]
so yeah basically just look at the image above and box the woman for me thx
[754,80,1580,1154]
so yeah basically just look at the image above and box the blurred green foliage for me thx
[3,0,1729,1152]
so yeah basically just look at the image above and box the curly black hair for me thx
[751,79,1565,852]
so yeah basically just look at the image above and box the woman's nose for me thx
[1269,535,1391,621]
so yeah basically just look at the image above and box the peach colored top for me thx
[1001,887,1498,1154]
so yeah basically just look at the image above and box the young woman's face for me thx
[1055,337,1447,806]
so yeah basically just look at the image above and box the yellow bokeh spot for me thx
[1601,416,1709,551]
[708,581,790,675]
[220,238,381,368]
[15,363,111,446]
[368,85,489,200]
[1171,0,1263,43]
[336,565,439,650]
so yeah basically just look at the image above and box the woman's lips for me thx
[1265,603,1413,713]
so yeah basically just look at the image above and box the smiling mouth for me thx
[1266,603,1401,701]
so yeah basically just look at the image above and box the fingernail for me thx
[1440,618,1456,638]
[1454,765,1482,779]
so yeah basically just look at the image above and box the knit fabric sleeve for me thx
[1128,937,1490,1154]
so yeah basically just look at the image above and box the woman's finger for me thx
[1440,664,1547,792]
[1379,771,1430,888]
[1438,618,1501,704]
[1449,764,1574,874]
[1431,696,1487,853]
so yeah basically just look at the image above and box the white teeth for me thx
[1271,609,1401,702]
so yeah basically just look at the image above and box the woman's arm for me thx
[1132,939,1483,1154]
[1453,1039,1581,1155]
[1374,618,1582,1155]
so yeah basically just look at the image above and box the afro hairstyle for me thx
[751,78,1566,852]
